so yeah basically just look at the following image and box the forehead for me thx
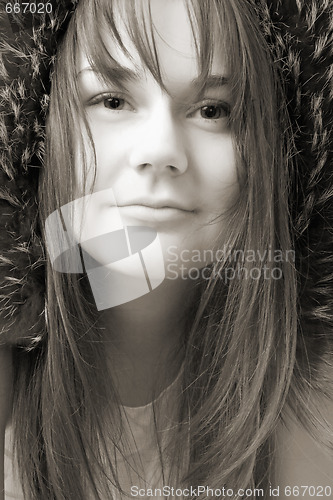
[77,0,227,90]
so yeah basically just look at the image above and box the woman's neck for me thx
[97,278,195,406]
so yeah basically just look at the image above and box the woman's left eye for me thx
[199,104,229,119]
[193,103,230,120]
[103,96,132,110]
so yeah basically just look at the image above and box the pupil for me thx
[105,98,122,109]
[202,105,220,119]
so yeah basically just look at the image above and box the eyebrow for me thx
[192,74,229,89]
[77,65,141,91]
[191,74,229,99]
[77,66,229,93]
[77,66,139,80]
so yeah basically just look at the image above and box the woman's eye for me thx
[188,102,231,131]
[103,97,126,110]
[199,104,229,120]
[87,93,133,111]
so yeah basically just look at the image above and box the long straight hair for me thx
[12,0,298,498]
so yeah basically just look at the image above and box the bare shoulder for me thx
[274,384,333,500]
[0,346,13,500]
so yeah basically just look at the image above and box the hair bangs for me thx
[73,0,248,101]
[74,0,164,90]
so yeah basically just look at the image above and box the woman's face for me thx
[75,0,238,279]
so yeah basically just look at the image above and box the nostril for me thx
[137,163,150,171]
[168,165,178,172]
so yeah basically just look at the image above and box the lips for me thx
[116,199,196,212]
[113,202,196,223]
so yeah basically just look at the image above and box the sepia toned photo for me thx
[1,0,332,498]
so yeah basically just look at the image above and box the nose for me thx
[128,99,188,175]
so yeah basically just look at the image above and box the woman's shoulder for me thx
[274,383,333,499]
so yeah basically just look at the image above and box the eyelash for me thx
[87,93,231,121]
[189,102,231,121]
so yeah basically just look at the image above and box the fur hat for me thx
[0,0,78,347]
[0,0,332,372]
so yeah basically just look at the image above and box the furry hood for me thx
[0,0,332,367]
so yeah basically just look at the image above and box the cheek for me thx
[192,134,239,212]
[75,120,128,195]
[74,125,96,197]
[91,124,129,189]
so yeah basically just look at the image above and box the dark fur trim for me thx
[0,0,78,345]
[0,1,332,366]
[260,0,333,389]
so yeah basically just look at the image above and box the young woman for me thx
[1,0,332,499]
